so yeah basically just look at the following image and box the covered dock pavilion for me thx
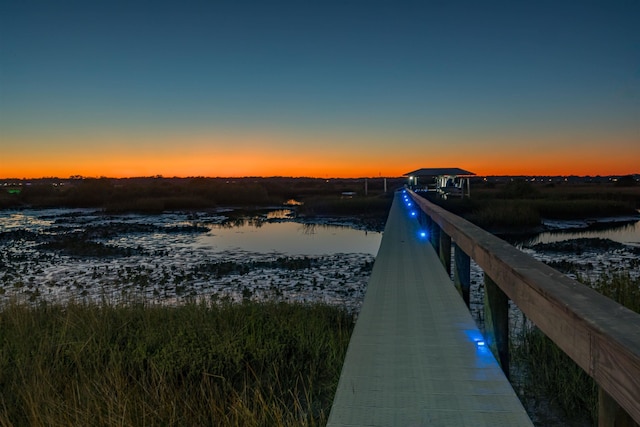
[404,168,475,199]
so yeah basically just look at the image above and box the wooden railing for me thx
[406,189,640,427]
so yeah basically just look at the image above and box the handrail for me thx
[407,189,640,425]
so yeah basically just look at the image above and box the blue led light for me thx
[419,231,427,239]
[475,340,486,347]
[410,211,417,217]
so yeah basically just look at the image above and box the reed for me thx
[513,273,640,425]
[4,177,406,212]
[430,180,640,230]
[298,194,393,217]
[0,300,354,426]
[437,197,635,230]
[532,199,637,219]
[466,200,541,229]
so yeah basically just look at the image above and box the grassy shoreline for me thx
[424,180,640,231]
[0,300,354,426]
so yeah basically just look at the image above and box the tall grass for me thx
[467,200,542,229]
[298,194,393,217]
[425,181,639,230]
[437,197,636,230]
[0,300,354,426]
[533,199,637,219]
[514,273,640,425]
[5,177,406,212]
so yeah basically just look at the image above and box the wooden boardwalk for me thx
[327,192,533,426]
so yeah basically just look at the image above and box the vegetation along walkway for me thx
[327,191,533,426]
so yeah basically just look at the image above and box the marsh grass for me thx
[298,194,393,217]
[6,177,406,212]
[466,200,542,229]
[514,273,640,425]
[515,327,598,425]
[432,195,637,230]
[532,199,637,219]
[0,300,354,426]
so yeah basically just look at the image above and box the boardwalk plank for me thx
[327,192,533,427]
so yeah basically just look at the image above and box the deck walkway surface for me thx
[327,192,533,426]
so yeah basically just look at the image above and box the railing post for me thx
[418,210,428,228]
[439,232,451,275]
[453,243,470,308]
[598,387,639,427]
[430,222,440,253]
[420,210,431,230]
[484,274,509,377]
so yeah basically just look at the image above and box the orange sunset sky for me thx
[1,1,639,179]
[2,128,639,179]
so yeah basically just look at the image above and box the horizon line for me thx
[2,173,639,181]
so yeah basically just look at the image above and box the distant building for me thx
[404,168,475,199]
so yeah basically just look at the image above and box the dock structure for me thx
[404,167,475,199]
[327,191,533,426]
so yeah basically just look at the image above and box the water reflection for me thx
[218,217,266,228]
[0,209,381,256]
[218,209,294,227]
[266,209,295,219]
[301,223,317,235]
[201,220,381,256]
[0,208,376,311]
[515,219,640,247]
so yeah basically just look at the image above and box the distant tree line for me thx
[0,177,405,212]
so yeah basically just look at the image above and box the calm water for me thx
[523,219,640,247]
[0,208,381,309]
[0,208,382,256]
[198,222,381,256]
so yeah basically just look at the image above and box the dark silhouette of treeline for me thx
[0,177,405,214]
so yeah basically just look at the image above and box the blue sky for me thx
[1,0,639,177]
